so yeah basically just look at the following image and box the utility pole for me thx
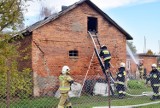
[143,36,146,53]
[158,40,160,54]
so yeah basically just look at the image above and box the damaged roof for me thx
[22,0,133,40]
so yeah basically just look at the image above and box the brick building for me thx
[19,0,133,96]
[126,54,159,78]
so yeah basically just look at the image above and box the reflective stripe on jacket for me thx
[99,49,111,61]
[59,74,73,93]
[149,69,160,86]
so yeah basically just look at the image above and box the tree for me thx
[146,49,153,55]
[127,41,137,53]
[0,0,27,32]
[0,0,33,103]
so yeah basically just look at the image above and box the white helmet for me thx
[62,66,70,74]
[120,62,125,67]
[151,64,157,68]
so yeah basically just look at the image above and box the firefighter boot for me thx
[122,93,126,98]
[150,96,156,101]
[118,93,123,99]
[105,69,109,74]
[157,95,160,99]
[66,106,72,108]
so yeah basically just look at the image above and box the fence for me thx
[1,69,160,108]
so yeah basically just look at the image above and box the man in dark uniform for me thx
[99,45,111,73]
[148,64,160,101]
[116,62,126,99]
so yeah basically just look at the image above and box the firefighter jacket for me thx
[59,74,73,93]
[116,67,126,85]
[138,65,144,73]
[99,48,111,61]
[149,69,160,87]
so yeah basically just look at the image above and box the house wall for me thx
[127,55,158,78]
[31,3,127,96]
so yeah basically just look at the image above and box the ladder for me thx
[88,31,114,96]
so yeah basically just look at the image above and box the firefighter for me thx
[116,62,126,99]
[157,62,160,72]
[138,62,144,80]
[148,64,160,101]
[58,66,74,108]
[99,45,111,73]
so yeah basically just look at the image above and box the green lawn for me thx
[0,87,160,108]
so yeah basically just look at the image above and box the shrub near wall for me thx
[127,80,146,89]
[0,68,32,99]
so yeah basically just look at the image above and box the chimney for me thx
[61,5,68,11]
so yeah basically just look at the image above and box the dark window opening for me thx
[69,50,78,57]
[87,17,98,33]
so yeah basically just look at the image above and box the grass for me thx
[0,97,59,108]
[0,85,159,108]
[1,94,160,108]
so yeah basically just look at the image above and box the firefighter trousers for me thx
[104,59,111,71]
[152,86,159,97]
[58,93,72,108]
[116,84,125,97]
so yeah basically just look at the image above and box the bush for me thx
[0,68,32,99]
[127,80,146,89]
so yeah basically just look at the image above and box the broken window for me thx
[87,17,98,33]
[69,50,78,58]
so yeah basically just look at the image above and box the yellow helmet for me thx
[62,66,70,74]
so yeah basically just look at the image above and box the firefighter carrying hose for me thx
[116,62,126,99]
[99,45,111,73]
[58,66,74,108]
[147,64,160,101]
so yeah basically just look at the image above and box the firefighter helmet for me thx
[151,64,157,68]
[120,62,125,67]
[101,45,107,49]
[62,66,70,74]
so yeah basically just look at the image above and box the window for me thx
[87,17,98,33]
[126,60,131,70]
[69,50,78,58]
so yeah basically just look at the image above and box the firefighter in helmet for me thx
[148,64,160,101]
[116,62,126,99]
[138,61,144,79]
[58,66,74,108]
[99,45,111,73]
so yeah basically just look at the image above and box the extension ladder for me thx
[88,31,114,96]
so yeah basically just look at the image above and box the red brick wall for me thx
[31,3,128,96]
[127,55,158,77]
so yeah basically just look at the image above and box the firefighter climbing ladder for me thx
[88,31,114,96]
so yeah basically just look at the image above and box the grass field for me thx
[1,95,160,108]
[0,85,160,108]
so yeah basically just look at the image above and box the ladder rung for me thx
[92,35,98,38]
